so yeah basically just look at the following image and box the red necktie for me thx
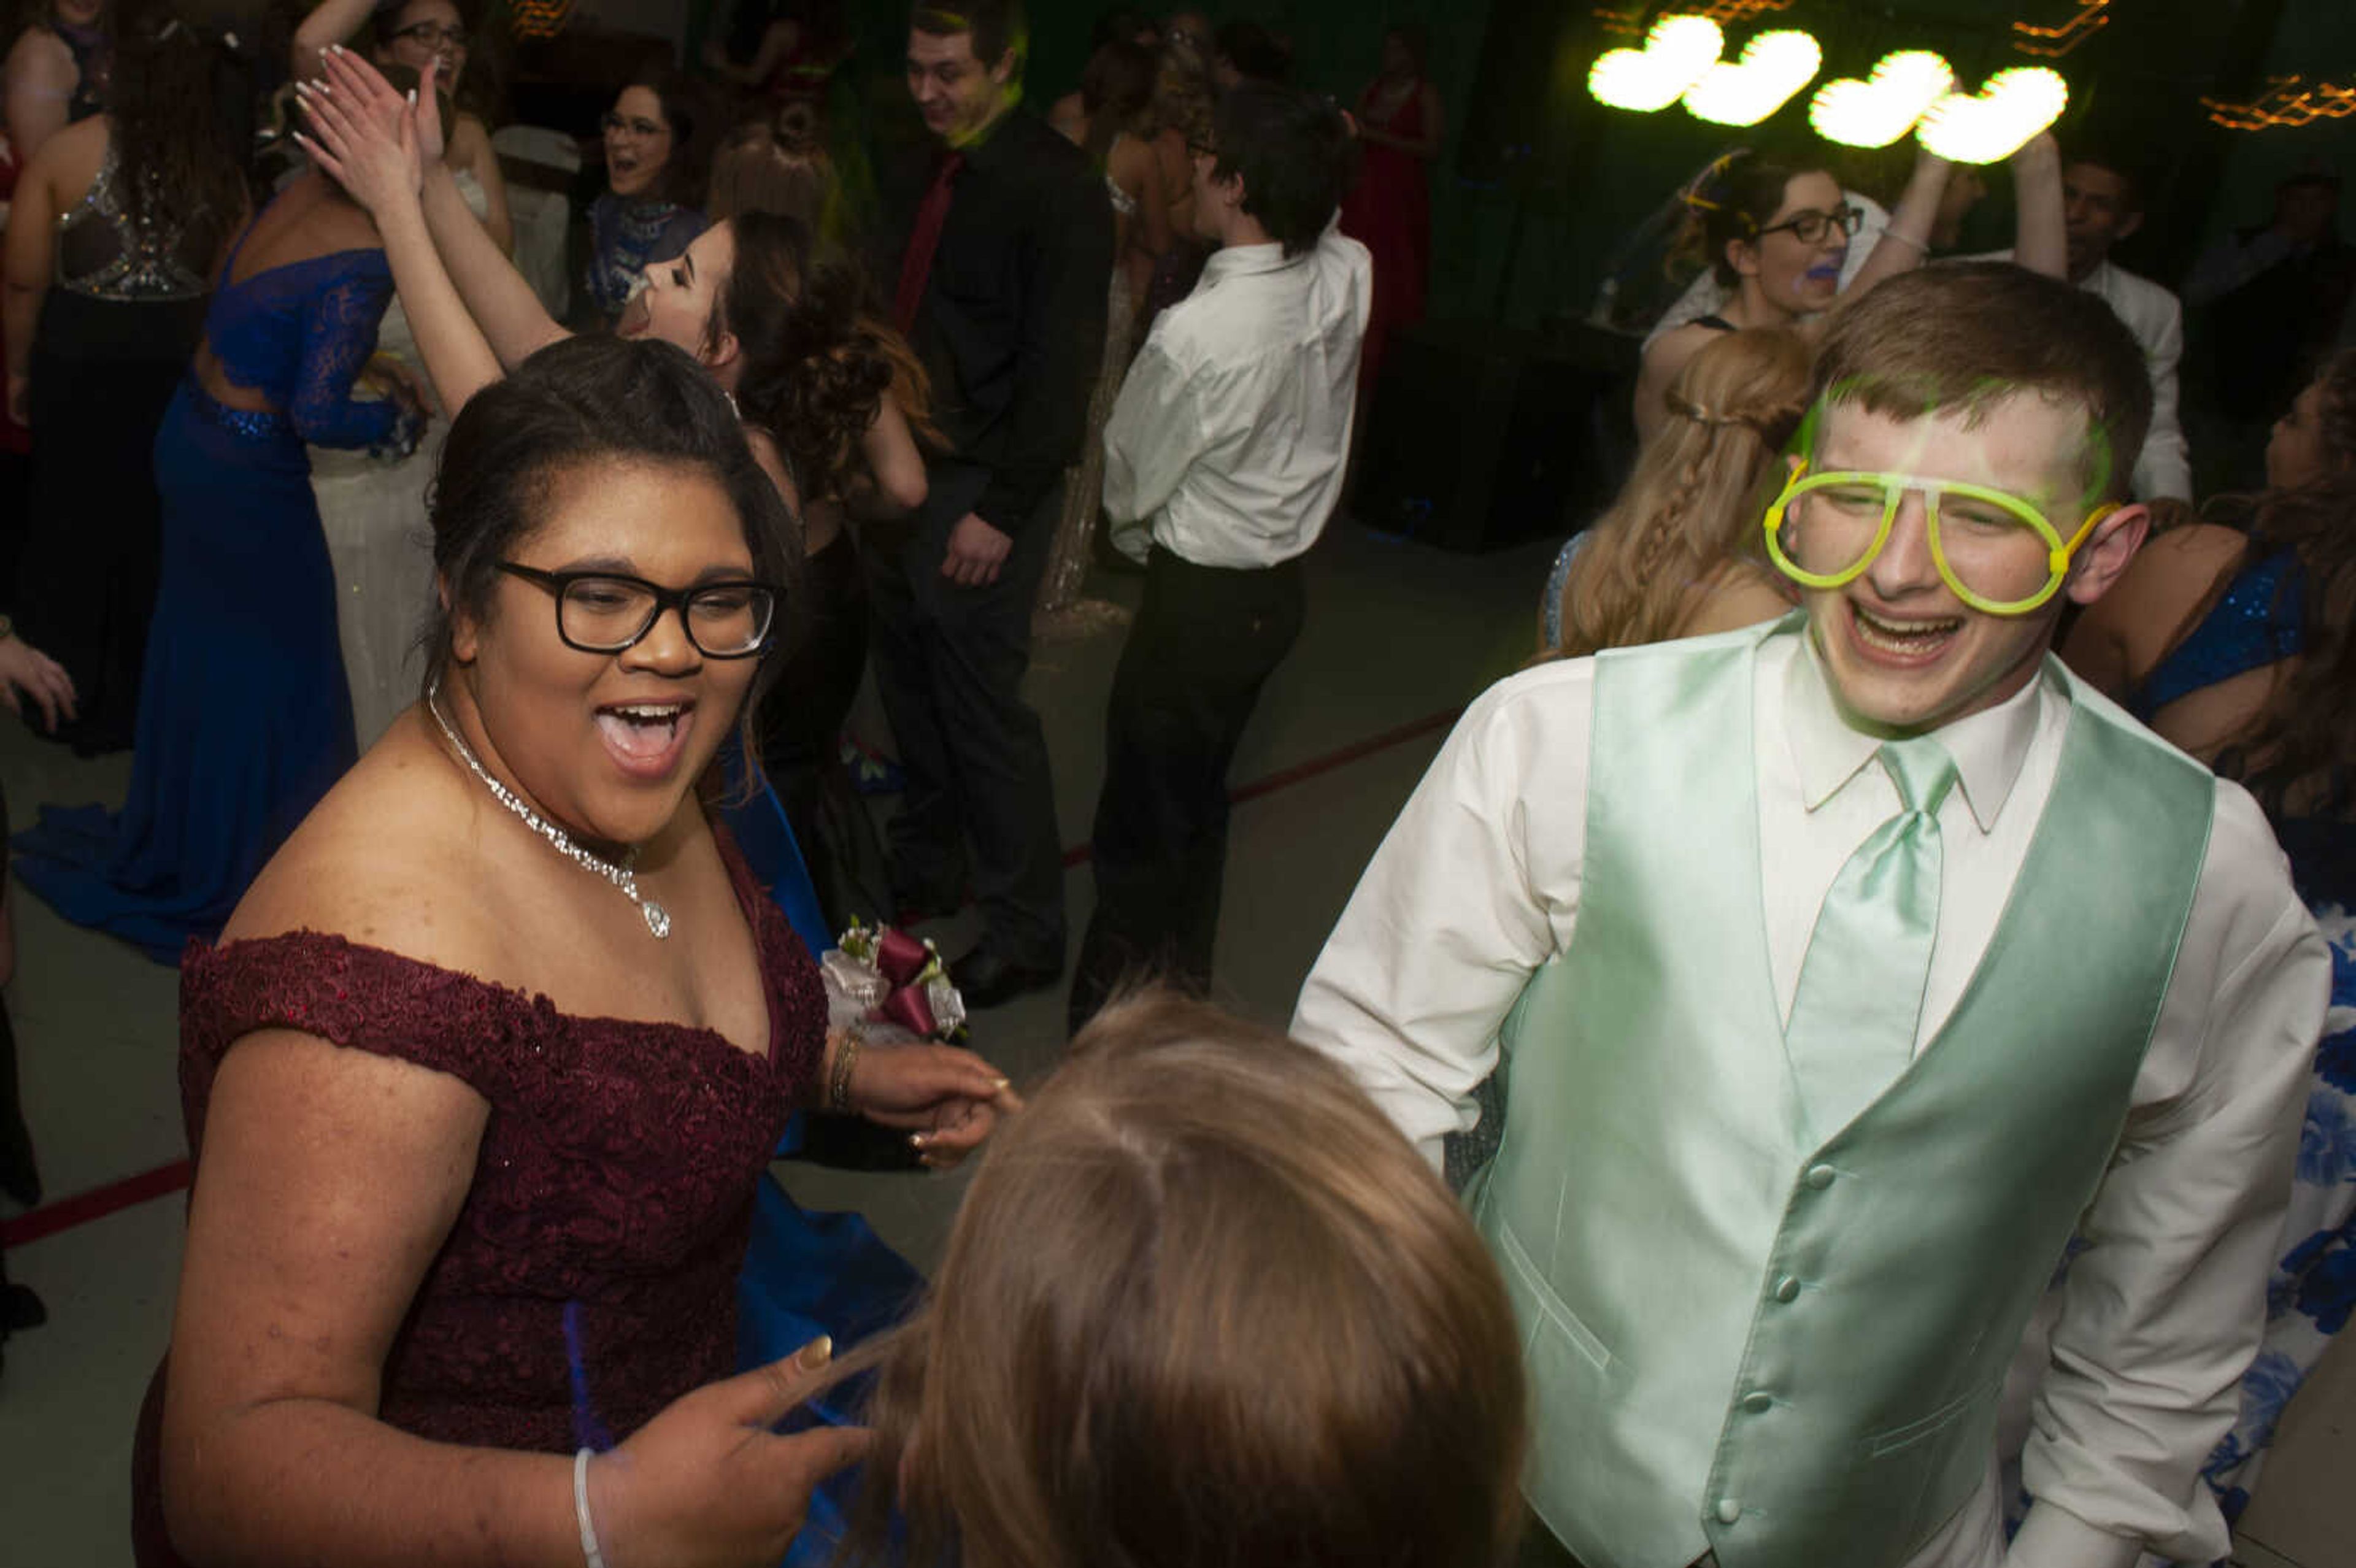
[893,151,964,337]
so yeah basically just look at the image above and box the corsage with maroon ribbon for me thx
[820,918,970,1044]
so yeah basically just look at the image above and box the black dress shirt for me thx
[896,106,1115,534]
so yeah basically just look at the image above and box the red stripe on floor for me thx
[8,704,1469,1245]
[2,1158,191,1248]
[1060,704,1463,868]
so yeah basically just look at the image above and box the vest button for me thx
[1773,1275,1801,1303]
[1742,1391,1773,1413]
[1716,1498,1743,1524]
[1805,1164,1837,1189]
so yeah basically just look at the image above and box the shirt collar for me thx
[1780,626,2050,833]
[1198,215,1339,286]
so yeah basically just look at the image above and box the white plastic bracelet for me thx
[574,1447,607,1568]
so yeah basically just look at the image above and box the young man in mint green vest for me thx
[1294,264,2328,1568]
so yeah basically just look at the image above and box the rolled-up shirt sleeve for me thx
[2013,786,2328,1568]
[1290,663,1595,1168]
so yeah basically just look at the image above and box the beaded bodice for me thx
[2133,547,2306,721]
[56,142,210,302]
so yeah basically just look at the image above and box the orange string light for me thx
[1593,1,1793,40]
[2201,76,2356,131]
[2011,1,2109,60]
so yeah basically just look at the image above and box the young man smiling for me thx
[1295,263,2328,1568]
[870,0,1113,1005]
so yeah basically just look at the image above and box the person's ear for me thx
[2115,209,2144,243]
[443,573,485,664]
[1727,237,1761,279]
[701,328,742,377]
[989,47,1015,88]
[2063,501,2150,607]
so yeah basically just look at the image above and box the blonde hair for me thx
[1552,327,1809,658]
[842,988,1529,1568]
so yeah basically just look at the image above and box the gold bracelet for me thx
[828,1032,862,1113]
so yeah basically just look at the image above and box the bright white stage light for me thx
[1809,51,1956,148]
[1682,30,1822,127]
[1588,14,1724,113]
[1916,66,2069,163]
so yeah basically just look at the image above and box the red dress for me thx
[131,828,827,1564]
[1338,78,1433,397]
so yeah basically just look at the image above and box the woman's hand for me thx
[588,1337,871,1568]
[848,1041,1021,1169]
[294,64,426,218]
[318,44,448,167]
[0,628,76,732]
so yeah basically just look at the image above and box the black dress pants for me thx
[861,462,1067,969]
[1069,547,1304,1032]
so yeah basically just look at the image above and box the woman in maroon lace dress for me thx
[135,336,1017,1568]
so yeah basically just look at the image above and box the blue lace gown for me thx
[14,230,395,963]
[2130,548,2356,1528]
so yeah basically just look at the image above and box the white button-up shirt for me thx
[1100,221,1371,570]
[1293,628,2327,1568]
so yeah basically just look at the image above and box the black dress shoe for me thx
[953,946,1063,1010]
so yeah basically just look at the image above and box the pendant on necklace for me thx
[642,899,672,939]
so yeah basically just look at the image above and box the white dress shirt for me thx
[1968,252,2192,503]
[1100,220,1371,570]
[1293,629,2327,1568]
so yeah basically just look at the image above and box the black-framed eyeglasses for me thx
[1757,204,1864,245]
[602,112,668,139]
[498,564,781,659]
[394,21,468,49]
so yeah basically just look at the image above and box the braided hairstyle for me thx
[2209,348,2356,819]
[1549,328,1811,659]
[720,209,939,505]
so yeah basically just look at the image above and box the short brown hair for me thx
[845,989,1529,1568]
[1809,261,2154,501]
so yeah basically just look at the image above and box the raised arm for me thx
[703,17,799,86]
[4,26,75,164]
[316,50,564,370]
[298,79,504,413]
[291,0,380,84]
[2008,133,2068,280]
[1838,148,1955,304]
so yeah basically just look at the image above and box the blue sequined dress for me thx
[15,226,396,963]
[2132,546,2356,1528]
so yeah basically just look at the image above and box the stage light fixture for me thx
[1587,13,1725,112]
[1916,66,2069,162]
[1809,50,1956,147]
[1683,29,1822,126]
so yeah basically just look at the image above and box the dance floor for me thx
[1,518,2347,1567]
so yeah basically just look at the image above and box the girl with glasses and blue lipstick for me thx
[1634,136,2067,446]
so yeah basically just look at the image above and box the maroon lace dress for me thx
[131,826,827,1566]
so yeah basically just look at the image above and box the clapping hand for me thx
[293,47,441,217]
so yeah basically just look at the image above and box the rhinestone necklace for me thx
[427,683,672,939]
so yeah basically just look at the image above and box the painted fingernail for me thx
[991,1077,1011,1091]
[910,1132,930,1150]
[801,1335,834,1367]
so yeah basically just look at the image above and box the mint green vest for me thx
[1474,623,2214,1568]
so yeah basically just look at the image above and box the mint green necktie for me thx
[1785,737,1960,1140]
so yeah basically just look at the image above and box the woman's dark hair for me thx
[1077,37,1153,166]
[1209,81,1356,257]
[1384,21,1429,74]
[620,63,715,209]
[722,209,939,502]
[420,336,801,742]
[1680,145,1832,288]
[108,0,247,266]
[2210,348,2356,820]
